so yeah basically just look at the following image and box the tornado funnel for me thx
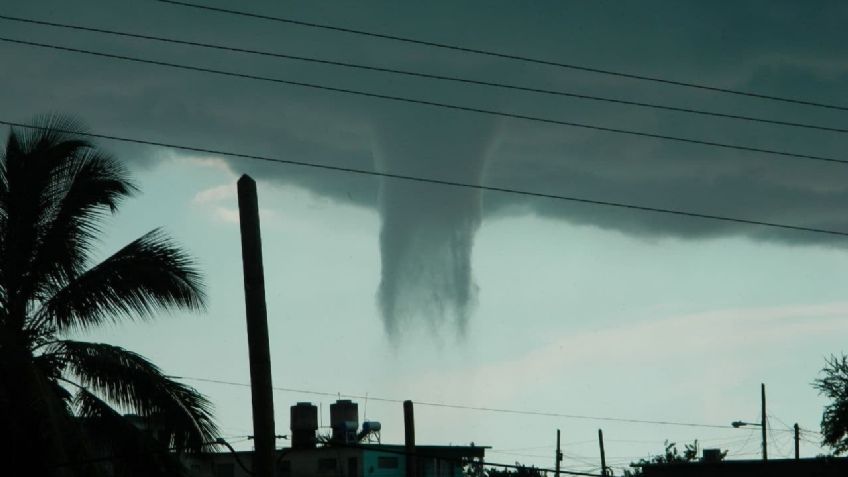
[373,109,496,338]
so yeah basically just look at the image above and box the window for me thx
[318,458,338,473]
[377,457,399,469]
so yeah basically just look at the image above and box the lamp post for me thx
[730,383,768,461]
[731,383,767,462]
[730,420,765,461]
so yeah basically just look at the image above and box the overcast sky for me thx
[3,0,848,472]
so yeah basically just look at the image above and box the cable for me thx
[767,413,822,437]
[1,14,844,135]
[727,426,758,457]
[4,118,848,239]
[4,36,848,168]
[170,375,738,430]
[766,417,788,458]
[488,450,551,459]
[495,445,553,452]
[155,0,848,112]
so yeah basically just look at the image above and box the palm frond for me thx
[0,115,137,330]
[35,228,205,332]
[75,388,189,477]
[51,340,218,452]
[29,147,136,301]
[1,115,94,326]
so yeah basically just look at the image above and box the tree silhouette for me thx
[624,440,704,476]
[483,463,546,477]
[814,354,848,455]
[0,116,217,475]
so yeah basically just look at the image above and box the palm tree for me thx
[0,116,217,476]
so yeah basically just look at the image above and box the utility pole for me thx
[237,175,276,477]
[555,429,562,477]
[761,383,767,461]
[598,429,607,477]
[794,423,800,460]
[404,400,417,477]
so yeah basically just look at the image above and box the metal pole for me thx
[794,423,800,460]
[598,429,607,477]
[237,175,276,477]
[555,429,561,477]
[404,400,417,477]
[761,383,767,461]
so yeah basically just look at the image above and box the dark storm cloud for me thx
[2,0,847,333]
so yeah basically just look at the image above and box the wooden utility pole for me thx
[404,400,417,477]
[598,429,607,477]
[237,175,276,477]
[794,423,800,460]
[761,383,767,461]
[555,429,562,477]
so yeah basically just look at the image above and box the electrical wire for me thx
[169,375,739,430]
[563,439,602,447]
[4,36,848,168]
[768,412,822,437]
[3,118,848,239]
[726,425,758,457]
[155,0,848,112]
[495,445,554,452]
[766,417,788,458]
[1,14,845,135]
[488,450,552,459]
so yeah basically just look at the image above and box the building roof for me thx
[355,443,488,459]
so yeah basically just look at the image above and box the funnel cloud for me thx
[373,109,496,336]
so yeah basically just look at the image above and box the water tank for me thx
[330,400,359,442]
[702,449,724,463]
[290,402,318,449]
[362,421,381,433]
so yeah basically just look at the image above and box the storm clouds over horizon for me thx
[2,0,847,335]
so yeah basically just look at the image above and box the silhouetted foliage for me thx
[623,440,705,477]
[0,116,216,476]
[813,354,848,455]
[483,463,546,477]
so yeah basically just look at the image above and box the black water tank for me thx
[290,402,318,449]
[330,400,359,442]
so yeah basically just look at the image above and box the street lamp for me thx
[731,421,760,429]
[730,383,767,461]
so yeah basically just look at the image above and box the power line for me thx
[155,0,848,112]
[4,36,848,169]
[3,118,848,239]
[768,413,822,437]
[1,14,844,135]
[170,375,738,430]
[489,450,552,459]
[766,417,789,458]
